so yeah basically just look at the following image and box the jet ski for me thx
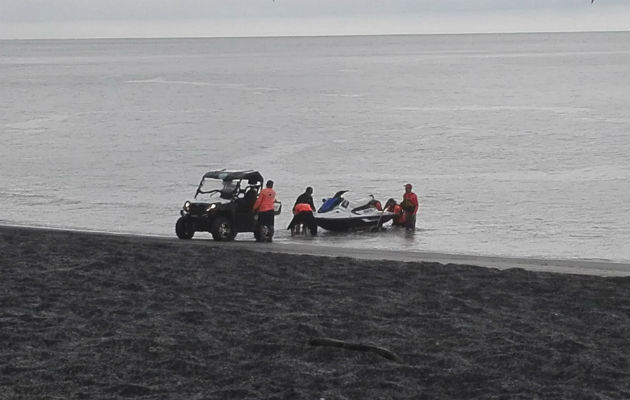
[315,190,394,232]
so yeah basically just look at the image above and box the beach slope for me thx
[1,226,629,399]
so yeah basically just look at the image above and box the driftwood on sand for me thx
[309,337,401,362]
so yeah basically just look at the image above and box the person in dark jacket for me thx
[293,187,315,212]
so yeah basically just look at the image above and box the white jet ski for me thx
[314,190,394,232]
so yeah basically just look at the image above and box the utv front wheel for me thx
[175,216,195,239]
[211,217,235,241]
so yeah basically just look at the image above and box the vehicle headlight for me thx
[206,204,217,212]
[183,201,191,211]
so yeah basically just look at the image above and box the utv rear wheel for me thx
[211,217,235,241]
[175,216,195,239]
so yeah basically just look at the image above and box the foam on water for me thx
[1,32,628,263]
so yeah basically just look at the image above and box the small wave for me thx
[0,191,83,206]
[250,86,280,92]
[391,105,590,114]
[5,114,70,130]
[126,78,283,94]
[323,93,364,98]
[462,50,626,59]
[126,77,244,89]
[575,116,630,124]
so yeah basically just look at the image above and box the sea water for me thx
[1,32,629,262]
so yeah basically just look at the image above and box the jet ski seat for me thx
[351,198,381,214]
[318,196,343,213]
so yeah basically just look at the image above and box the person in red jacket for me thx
[253,180,276,239]
[384,198,405,227]
[400,183,419,232]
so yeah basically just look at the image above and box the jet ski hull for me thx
[315,213,394,232]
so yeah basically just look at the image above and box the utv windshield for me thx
[195,178,238,202]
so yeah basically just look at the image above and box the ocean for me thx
[1,32,628,262]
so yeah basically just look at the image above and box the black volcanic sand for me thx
[1,226,629,399]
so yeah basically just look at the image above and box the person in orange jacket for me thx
[253,180,276,237]
[400,183,419,232]
[287,202,318,236]
[384,198,405,227]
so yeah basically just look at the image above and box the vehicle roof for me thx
[203,170,264,182]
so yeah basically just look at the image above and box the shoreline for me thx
[2,223,628,276]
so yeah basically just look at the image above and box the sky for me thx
[0,0,628,39]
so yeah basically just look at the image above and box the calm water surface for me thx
[1,32,629,262]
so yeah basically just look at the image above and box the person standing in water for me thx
[253,180,276,241]
[400,183,419,232]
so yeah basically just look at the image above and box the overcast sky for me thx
[0,0,628,39]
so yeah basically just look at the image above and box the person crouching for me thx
[287,202,318,236]
[384,198,406,227]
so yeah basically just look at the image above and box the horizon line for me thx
[1,29,627,42]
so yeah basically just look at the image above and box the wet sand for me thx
[1,225,629,399]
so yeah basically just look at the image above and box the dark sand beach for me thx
[1,225,629,399]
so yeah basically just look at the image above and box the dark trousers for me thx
[287,211,318,235]
[258,210,275,227]
[404,214,416,231]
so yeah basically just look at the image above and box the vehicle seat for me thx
[220,181,237,199]
[237,187,258,212]
[220,190,234,200]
